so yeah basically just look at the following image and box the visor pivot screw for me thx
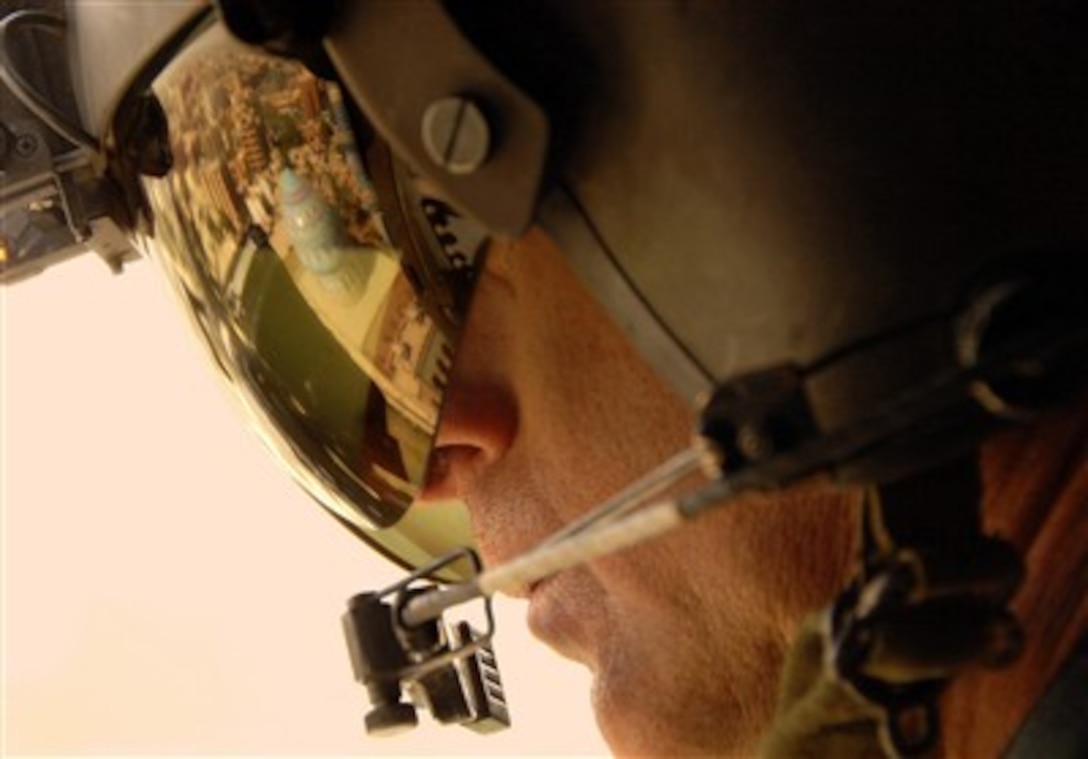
[422,97,491,176]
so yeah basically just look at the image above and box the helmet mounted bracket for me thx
[0,9,137,283]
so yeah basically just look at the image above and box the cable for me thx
[0,11,98,152]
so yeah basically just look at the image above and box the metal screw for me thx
[421,97,491,176]
[14,133,39,158]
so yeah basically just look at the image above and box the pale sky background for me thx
[1,252,609,756]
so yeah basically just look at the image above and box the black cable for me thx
[0,10,98,151]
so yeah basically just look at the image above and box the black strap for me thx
[863,454,982,571]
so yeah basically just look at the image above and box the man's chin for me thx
[588,639,767,759]
[590,675,690,759]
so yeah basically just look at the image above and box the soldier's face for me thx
[425,227,857,756]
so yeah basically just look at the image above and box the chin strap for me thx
[761,456,1025,758]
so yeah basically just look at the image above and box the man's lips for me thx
[524,572,593,665]
[525,574,559,634]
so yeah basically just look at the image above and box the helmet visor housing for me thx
[124,16,483,577]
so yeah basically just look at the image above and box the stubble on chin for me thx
[588,622,781,759]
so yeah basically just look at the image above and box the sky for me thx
[1,252,609,756]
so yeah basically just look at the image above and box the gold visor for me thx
[129,19,481,576]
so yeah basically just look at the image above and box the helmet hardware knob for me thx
[421,97,491,176]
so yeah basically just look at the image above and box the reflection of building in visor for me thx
[130,18,482,576]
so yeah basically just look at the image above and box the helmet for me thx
[3,0,1086,579]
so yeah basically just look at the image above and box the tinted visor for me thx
[125,16,482,577]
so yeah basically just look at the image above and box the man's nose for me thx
[422,382,518,500]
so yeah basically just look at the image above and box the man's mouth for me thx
[524,572,592,665]
[525,574,561,639]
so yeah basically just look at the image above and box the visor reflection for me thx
[133,22,476,574]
